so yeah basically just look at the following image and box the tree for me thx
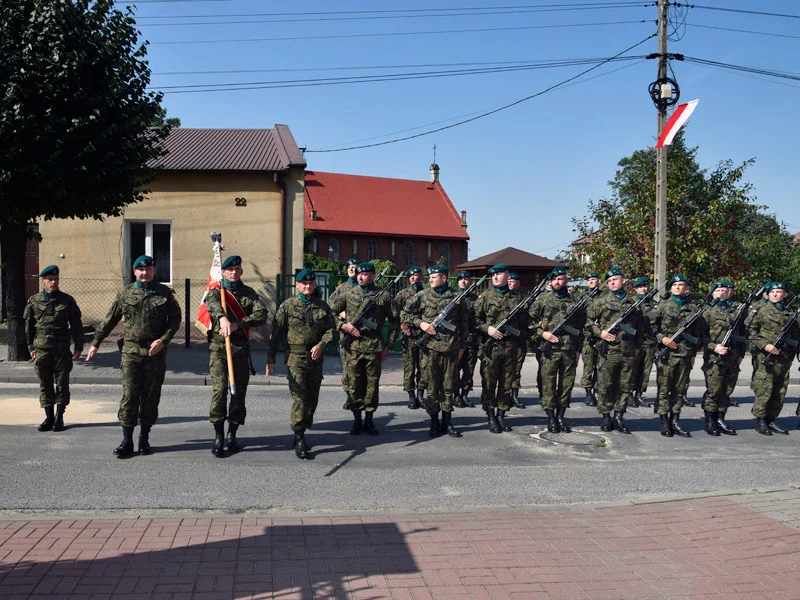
[0,0,172,360]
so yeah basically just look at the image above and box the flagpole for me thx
[210,232,237,396]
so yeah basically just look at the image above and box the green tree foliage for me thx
[0,0,171,360]
[302,254,346,278]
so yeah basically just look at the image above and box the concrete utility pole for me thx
[653,0,669,288]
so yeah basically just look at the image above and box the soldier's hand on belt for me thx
[341,322,361,337]
[310,343,324,361]
[148,339,164,356]
[541,330,559,343]
[29,350,36,360]
[488,326,504,340]
[219,317,238,337]
[661,336,678,350]
[714,344,729,355]
[600,330,617,342]
[266,363,275,375]
[72,350,81,360]
[421,322,437,335]
[765,343,781,355]
[86,346,99,361]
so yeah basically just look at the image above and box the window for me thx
[328,238,339,261]
[353,239,358,254]
[126,221,172,283]
[368,239,379,260]
[404,242,415,267]
[391,241,396,257]
[440,243,450,264]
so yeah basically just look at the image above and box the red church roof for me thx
[304,171,469,240]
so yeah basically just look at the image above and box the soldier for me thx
[529,266,585,433]
[475,263,525,433]
[748,281,799,435]
[745,287,770,402]
[508,272,528,409]
[700,280,742,436]
[586,268,642,434]
[579,272,602,406]
[331,262,399,435]
[629,277,657,407]
[23,265,83,432]
[267,269,335,459]
[402,265,468,437]
[454,271,479,408]
[330,258,361,410]
[651,274,705,438]
[86,255,181,457]
[204,255,269,457]
[395,266,425,409]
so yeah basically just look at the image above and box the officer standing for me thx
[24,265,83,432]
[629,277,657,407]
[86,255,182,457]
[508,272,528,409]
[331,262,399,435]
[454,271,479,408]
[330,258,361,410]
[267,269,335,459]
[580,272,602,406]
[204,255,269,457]
[395,266,425,409]
[403,265,468,437]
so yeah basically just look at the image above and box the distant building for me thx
[455,247,564,287]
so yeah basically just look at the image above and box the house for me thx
[455,247,564,288]
[569,230,601,266]
[303,164,469,269]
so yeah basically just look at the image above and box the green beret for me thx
[39,265,59,277]
[346,257,361,266]
[295,268,315,282]
[605,268,624,279]
[544,272,553,282]
[357,262,375,273]
[633,276,650,288]
[765,281,786,292]
[457,271,471,280]
[429,264,448,275]
[587,271,600,279]
[710,279,735,292]
[488,263,509,275]
[550,267,567,278]
[221,255,242,269]
[668,274,688,285]
[508,272,520,280]
[407,266,423,275]
[132,255,154,269]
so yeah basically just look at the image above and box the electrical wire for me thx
[682,56,800,82]
[676,4,800,20]
[686,22,800,41]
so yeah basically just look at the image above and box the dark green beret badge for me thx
[132,255,154,269]
[39,265,59,277]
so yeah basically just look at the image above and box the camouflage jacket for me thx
[651,296,706,359]
[703,301,747,359]
[330,284,399,353]
[92,282,182,351]
[267,295,335,363]
[402,285,468,353]
[637,295,659,346]
[458,289,479,343]
[528,290,585,352]
[748,301,800,361]
[329,278,358,307]
[24,290,83,352]
[395,283,425,344]
[475,287,527,349]
[205,283,269,350]
[586,291,643,357]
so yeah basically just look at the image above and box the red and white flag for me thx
[195,247,249,337]
[655,99,699,149]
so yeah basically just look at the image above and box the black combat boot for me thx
[716,411,736,435]
[138,425,153,455]
[628,392,640,408]
[729,398,739,407]
[756,418,772,436]
[511,389,525,409]
[613,410,631,434]
[342,393,355,410]
[52,404,66,432]
[545,408,561,433]
[364,412,378,435]
[660,414,673,437]
[556,406,572,433]
[670,412,691,437]
[38,405,55,432]
[428,412,441,438]
[227,422,241,453]
[114,426,135,457]
[704,411,721,436]
[600,413,613,432]
[497,409,513,432]
[294,431,310,460]
[585,388,597,407]
[640,393,654,408]
[441,411,462,437]
[407,391,421,409]
[486,409,502,434]
[682,395,695,408]
[453,390,466,409]
[767,420,789,435]
[416,389,426,408]
[350,410,363,435]
[462,390,475,408]
[212,421,225,457]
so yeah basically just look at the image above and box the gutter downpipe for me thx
[275,172,286,277]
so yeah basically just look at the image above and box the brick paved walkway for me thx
[2,495,800,600]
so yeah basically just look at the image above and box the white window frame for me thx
[125,220,173,284]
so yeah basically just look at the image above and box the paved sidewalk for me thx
[2,490,800,600]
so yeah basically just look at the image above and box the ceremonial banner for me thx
[655,99,699,149]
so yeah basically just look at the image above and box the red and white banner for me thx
[195,248,248,337]
[655,99,699,149]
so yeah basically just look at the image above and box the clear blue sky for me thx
[131,0,800,262]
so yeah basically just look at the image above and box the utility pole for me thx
[653,0,669,288]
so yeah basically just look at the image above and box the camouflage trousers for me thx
[209,346,251,425]
[539,348,577,410]
[596,352,634,414]
[339,346,351,392]
[630,343,655,394]
[419,348,458,414]
[751,358,792,420]
[456,340,479,393]
[655,354,692,415]
[479,343,516,411]
[286,350,324,432]
[33,346,73,407]
[119,350,167,428]
[346,350,383,413]
[512,341,528,389]
[702,355,740,413]
[402,343,424,392]
[580,339,598,389]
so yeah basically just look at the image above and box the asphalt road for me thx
[1,384,799,515]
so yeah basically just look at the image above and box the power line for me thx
[682,56,800,82]
[687,22,800,41]
[304,34,656,153]
[676,4,800,20]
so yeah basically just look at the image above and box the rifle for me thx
[484,278,549,355]
[654,298,718,365]
[761,307,800,368]
[415,276,488,348]
[537,286,600,354]
[708,285,765,368]
[594,285,663,357]
[339,268,401,349]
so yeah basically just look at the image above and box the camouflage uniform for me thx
[92,282,182,428]
[24,289,83,408]
[455,288,480,402]
[268,295,335,432]
[630,295,658,399]
[205,283,268,425]
[701,301,746,414]
[395,283,425,395]
[578,289,601,395]
[330,278,359,402]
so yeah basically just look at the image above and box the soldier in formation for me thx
[580,271,602,406]
[454,271,479,408]
[508,272,527,409]
[329,258,361,410]
[395,266,425,409]
[629,277,657,407]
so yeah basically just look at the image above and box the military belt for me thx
[288,344,316,353]
[122,340,154,356]
[44,328,69,337]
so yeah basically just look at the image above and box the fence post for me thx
[184,277,191,348]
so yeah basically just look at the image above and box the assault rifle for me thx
[654,298,718,364]
[339,267,400,349]
[708,285,765,368]
[414,276,487,348]
[483,277,549,355]
[537,286,601,354]
[761,307,800,368]
[594,285,663,357]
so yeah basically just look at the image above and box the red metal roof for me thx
[455,247,563,270]
[305,171,469,240]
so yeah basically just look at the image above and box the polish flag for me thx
[195,248,247,337]
[655,99,699,149]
